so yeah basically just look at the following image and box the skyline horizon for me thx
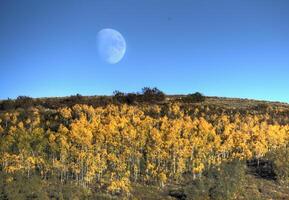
[1,0,289,103]
[1,88,288,104]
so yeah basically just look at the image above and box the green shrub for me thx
[265,146,289,183]
[0,172,49,200]
[183,160,246,200]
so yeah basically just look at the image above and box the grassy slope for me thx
[130,173,289,200]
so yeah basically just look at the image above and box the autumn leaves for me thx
[0,103,288,195]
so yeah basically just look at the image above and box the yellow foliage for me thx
[0,103,288,194]
[108,177,131,195]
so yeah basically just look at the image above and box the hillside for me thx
[1,93,289,110]
[0,92,288,199]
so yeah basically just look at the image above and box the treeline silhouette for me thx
[112,87,165,104]
[0,87,206,110]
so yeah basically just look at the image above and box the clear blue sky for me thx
[1,0,289,102]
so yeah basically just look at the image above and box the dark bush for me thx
[0,98,15,110]
[182,92,205,103]
[126,93,138,104]
[247,159,277,180]
[141,87,165,102]
[68,93,84,103]
[254,103,270,111]
[113,90,127,104]
[15,96,34,109]
[168,188,186,200]
[112,88,165,104]
[92,96,112,107]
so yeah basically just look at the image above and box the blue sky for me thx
[0,0,289,102]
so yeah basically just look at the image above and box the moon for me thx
[97,28,126,64]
